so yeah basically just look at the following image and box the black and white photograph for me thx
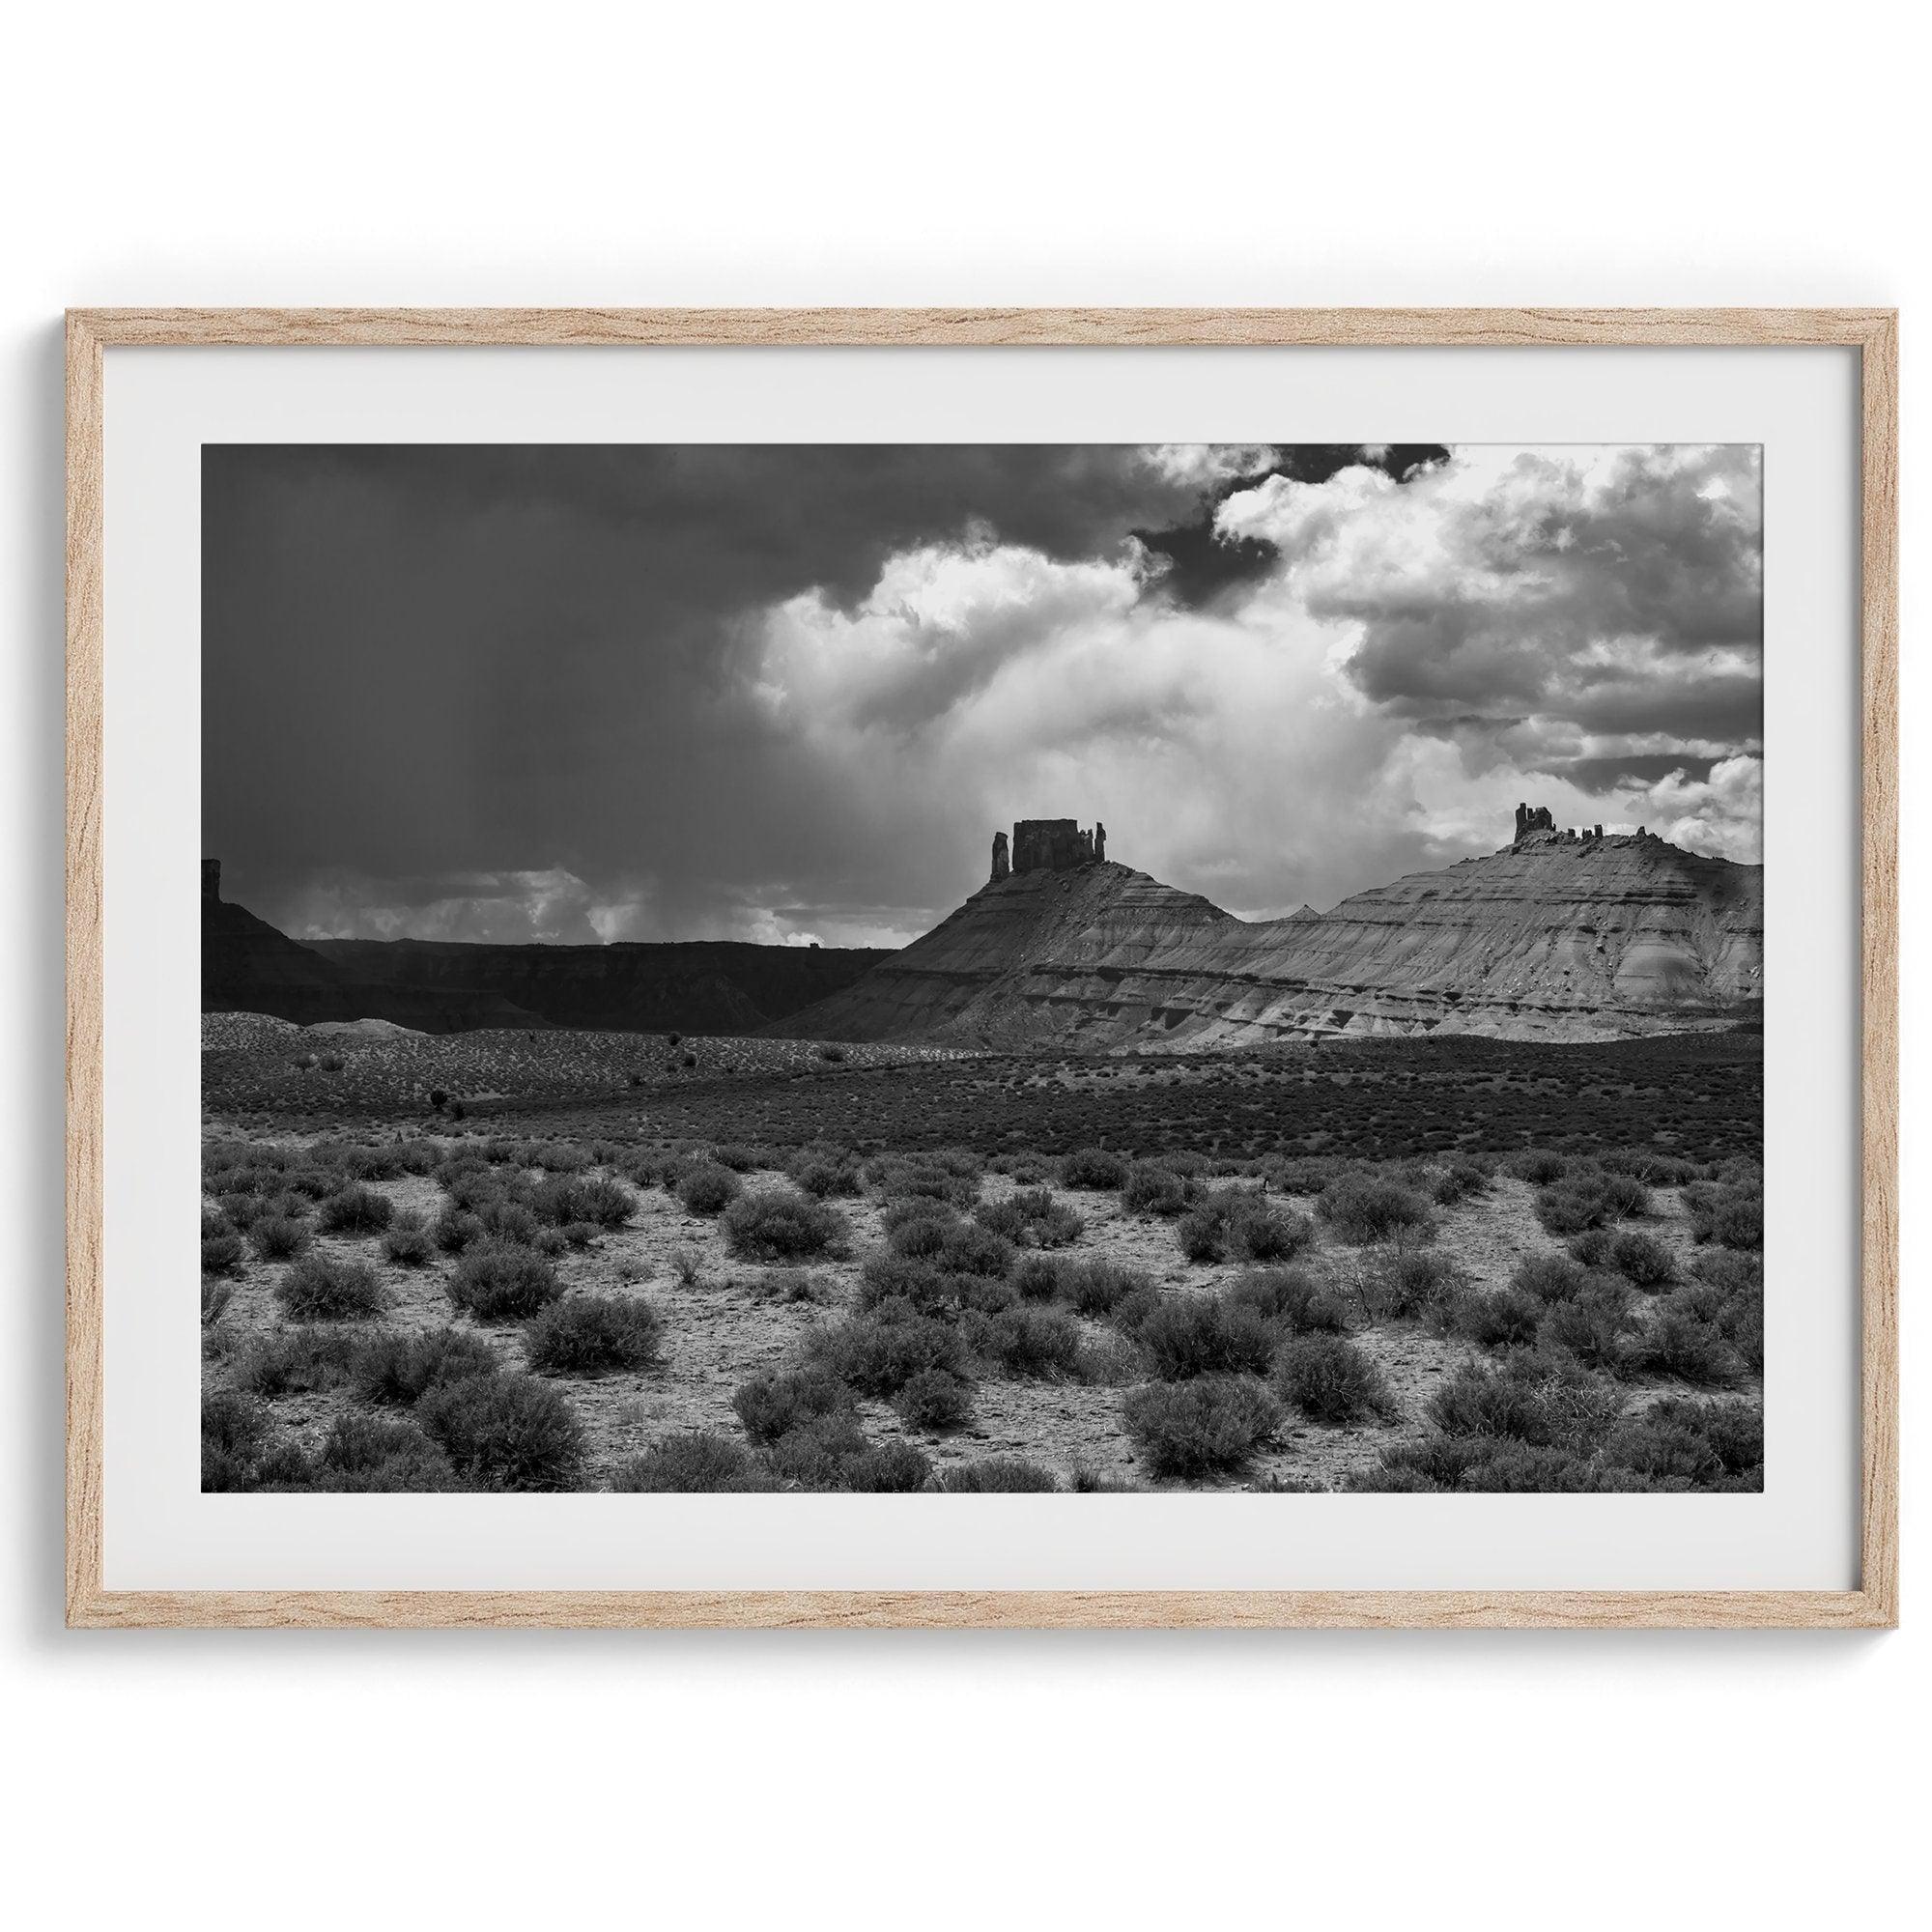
[198,440,1766,1496]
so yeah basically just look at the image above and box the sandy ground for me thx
[205,1143,1746,1492]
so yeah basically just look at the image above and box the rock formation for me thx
[990,830,1009,882]
[1010,818,1103,873]
[774,817,1764,1048]
[204,859,889,1034]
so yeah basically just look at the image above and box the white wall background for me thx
[1,4,1920,1925]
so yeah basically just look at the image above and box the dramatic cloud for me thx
[203,442,1762,947]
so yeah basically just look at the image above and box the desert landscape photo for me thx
[199,441,1765,1495]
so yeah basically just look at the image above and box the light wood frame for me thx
[65,307,1899,1630]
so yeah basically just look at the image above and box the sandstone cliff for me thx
[202,894,546,1032]
[775,830,1762,1048]
[206,867,889,1035]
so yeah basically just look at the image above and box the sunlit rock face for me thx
[776,830,1763,1049]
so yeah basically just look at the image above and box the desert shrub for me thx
[352,1326,499,1406]
[975,1187,1084,1249]
[445,1240,563,1322]
[815,1042,848,1065]
[786,1146,862,1197]
[676,1163,741,1215]
[840,1441,933,1492]
[532,1173,634,1229]
[882,1197,956,1242]
[1600,1230,1678,1288]
[1122,1162,1193,1216]
[1427,1352,1625,1449]
[766,1414,870,1487]
[1605,1396,1762,1486]
[706,1142,768,1174]
[1229,1203,1314,1264]
[1444,1286,1545,1351]
[722,1187,849,1262]
[217,1190,269,1230]
[1432,1160,1492,1207]
[201,1389,270,1490]
[610,1433,776,1492]
[1352,1435,1643,1494]
[1600,1148,1698,1186]
[200,1276,234,1324]
[415,1372,586,1490]
[1012,1253,1065,1301]
[939,1458,1060,1492]
[1513,1253,1593,1304]
[1718,1289,1764,1375]
[310,1413,456,1492]
[893,1367,975,1432]
[1459,1443,1624,1492]
[1228,1265,1350,1333]
[1690,1250,1760,1296]
[1356,1249,1466,1322]
[526,1293,664,1375]
[318,1055,345,1073]
[280,1163,340,1202]
[1262,1154,1346,1196]
[1535,1171,1651,1236]
[433,1208,484,1255]
[1075,1331,1150,1386]
[1533,1179,1607,1236]
[761,1267,833,1305]
[1275,1333,1398,1426]
[318,1183,396,1235]
[927,1221,1015,1280]
[201,1229,244,1276]
[1133,1293,1278,1381]
[1058,1258,1152,1316]
[1060,1147,1130,1189]
[469,1198,539,1245]
[1069,1466,1141,1492]
[809,1304,967,1396]
[1502,1149,1572,1184]
[231,1325,357,1397]
[856,1252,955,1314]
[1176,1203,1230,1263]
[327,1141,412,1181]
[1122,1376,1283,1478]
[1689,1189,1763,1251]
[1565,1227,1617,1268]
[866,1151,981,1208]
[275,1253,387,1321]
[969,1304,1082,1379]
[1631,1302,1744,1387]
[1538,1282,1641,1375]
[248,1213,311,1262]
[382,1214,437,1266]
[1318,1173,1435,1246]
[732,1365,854,1444]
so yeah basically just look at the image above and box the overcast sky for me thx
[204,441,1762,949]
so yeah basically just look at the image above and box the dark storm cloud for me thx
[1137,444,1448,609]
[1556,753,1718,794]
[1220,444,1761,724]
[204,440,1764,945]
[202,445,1225,936]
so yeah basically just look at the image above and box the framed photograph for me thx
[66,307,1897,1629]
